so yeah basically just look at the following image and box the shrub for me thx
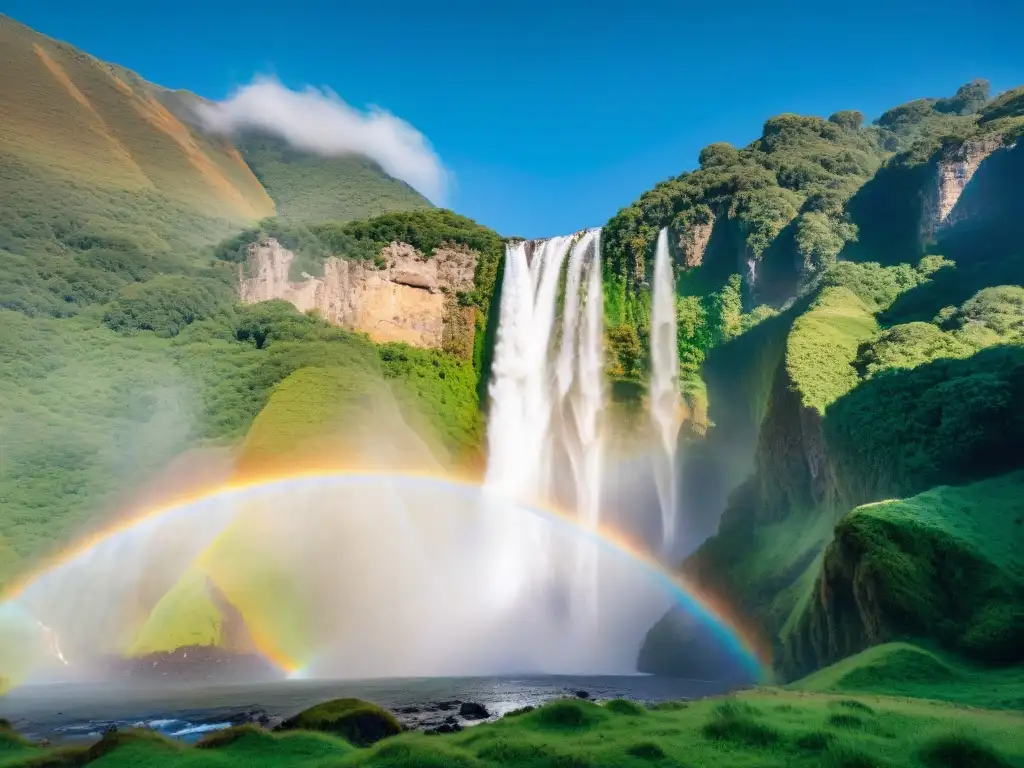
[103,275,234,337]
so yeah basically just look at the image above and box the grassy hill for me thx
[235,133,432,224]
[628,75,1024,685]
[0,14,273,222]
[791,642,1024,710]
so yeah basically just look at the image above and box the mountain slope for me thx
[635,80,1024,681]
[0,14,274,222]
[235,133,433,224]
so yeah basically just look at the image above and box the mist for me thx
[0,382,672,688]
[195,77,449,204]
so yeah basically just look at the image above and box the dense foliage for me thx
[648,236,1024,679]
[0,300,484,584]
[599,80,1024,405]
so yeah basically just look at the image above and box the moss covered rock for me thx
[789,472,1024,673]
[277,698,402,746]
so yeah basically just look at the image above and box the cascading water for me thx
[0,227,682,688]
[649,228,682,555]
[481,235,573,608]
[555,230,604,627]
[483,230,608,630]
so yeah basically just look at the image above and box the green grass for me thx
[792,643,1024,710]
[790,473,1024,671]
[2,690,1022,768]
[127,568,229,656]
[785,286,878,413]
[235,133,431,225]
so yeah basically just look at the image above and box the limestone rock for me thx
[238,238,479,354]
[676,214,715,269]
[920,136,1004,245]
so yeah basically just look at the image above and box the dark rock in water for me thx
[443,715,457,725]
[574,690,591,699]
[105,724,118,734]
[435,700,461,711]
[277,698,402,747]
[396,706,420,715]
[459,702,489,720]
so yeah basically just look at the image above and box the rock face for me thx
[239,238,478,354]
[676,214,715,269]
[920,136,1004,245]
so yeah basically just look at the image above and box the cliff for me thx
[919,135,1007,245]
[239,237,479,356]
[642,257,1024,681]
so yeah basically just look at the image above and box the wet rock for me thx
[443,715,457,725]
[435,700,461,711]
[574,690,591,699]
[459,702,489,720]
[396,706,420,715]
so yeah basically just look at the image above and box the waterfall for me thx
[483,230,605,625]
[650,228,681,555]
[556,230,604,626]
[483,235,573,608]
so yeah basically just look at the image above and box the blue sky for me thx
[5,0,1023,237]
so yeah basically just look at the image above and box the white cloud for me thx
[196,77,449,204]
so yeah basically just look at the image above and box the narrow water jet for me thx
[650,228,682,555]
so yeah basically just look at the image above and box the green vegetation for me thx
[278,699,403,746]
[792,643,1024,711]
[213,209,505,375]
[647,239,1024,679]
[235,133,432,225]
[0,20,493,591]
[790,473,1024,672]
[0,300,483,585]
[2,690,1022,767]
[127,569,229,656]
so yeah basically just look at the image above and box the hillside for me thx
[0,15,492,596]
[638,79,1024,681]
[234,133,432,224]
[0,14,437,321]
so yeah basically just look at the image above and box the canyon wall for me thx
[919,136,1007,245]
[239,238,479,355]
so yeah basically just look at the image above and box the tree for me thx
[828,110,865,131]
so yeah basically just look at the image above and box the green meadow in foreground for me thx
[2,684,1021,768]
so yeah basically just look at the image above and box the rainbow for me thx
[2,470,771,681]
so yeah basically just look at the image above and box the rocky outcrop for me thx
[239,238,478,353]
[920,136,1004,245]
[676,213,715,269]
